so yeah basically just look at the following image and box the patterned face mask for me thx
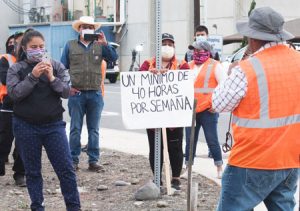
[26,48,46,63]
[193,50,210,65]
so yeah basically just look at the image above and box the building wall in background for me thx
[2,0,300,68]
[9,23,115,61]
[203,0,300,58]
[119,0,193,72]
[0,0,22,54]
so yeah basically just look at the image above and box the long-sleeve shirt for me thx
[7,60,71,124]
[0,57,9,85]
[60,39,118,69]
[7,60,70,102]
[212,42,288,113]
[0,56,13,111]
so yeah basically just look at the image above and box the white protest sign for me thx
[207,35,223,57]
[120,70,194,129]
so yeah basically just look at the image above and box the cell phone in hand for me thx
[99,30,104,39]
[42,52,50,63]
[84,34,99,41]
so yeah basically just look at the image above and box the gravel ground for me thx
[0,148,220,211]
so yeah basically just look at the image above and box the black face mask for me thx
[7,45,15,55]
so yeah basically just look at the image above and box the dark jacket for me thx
[0,56,13,111]
[7,60,70,124]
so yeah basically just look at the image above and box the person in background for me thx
[184,25,220,63]
[61,16,118,172]
[0,32,26,187]
[183,40,226,179]
[212,7,299,210]
[7,29,80,211]
[140,33,190,190]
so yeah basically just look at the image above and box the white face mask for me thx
[196,35,207,42]
[161,46,175,59]
[81,29,95,37]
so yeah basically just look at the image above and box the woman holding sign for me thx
[140,33,189,190]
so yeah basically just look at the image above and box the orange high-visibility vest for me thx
[191,58,218,113]
[230,45,300,169]
[0,54,16,102]
[148,57,178,70]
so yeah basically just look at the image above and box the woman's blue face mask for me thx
[26,48,45,63]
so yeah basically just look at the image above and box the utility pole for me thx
[194,0,200,30]
[150,0,162,188]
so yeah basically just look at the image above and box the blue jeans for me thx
[218,165,299,211]
[13,117,80,211]
[68,90,104,164]
[185,110,222,166]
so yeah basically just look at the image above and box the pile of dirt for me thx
[0,148,220,211]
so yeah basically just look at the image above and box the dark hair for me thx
[24,28,34,34]
[17,30,45,62]
[14,31,24,40]
[195,25,209,35]
[5,34,14,53]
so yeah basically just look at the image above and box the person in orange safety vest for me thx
[183,40,227,179]
[0,31,26,187]
[212,7,299,211]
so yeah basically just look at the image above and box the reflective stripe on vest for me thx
[194,87,215,93]
[194,60,216,94]
[232,57,300,128]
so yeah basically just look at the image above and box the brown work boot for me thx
[88,163,103,172]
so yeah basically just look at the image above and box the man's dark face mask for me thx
[7,45,15,55]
